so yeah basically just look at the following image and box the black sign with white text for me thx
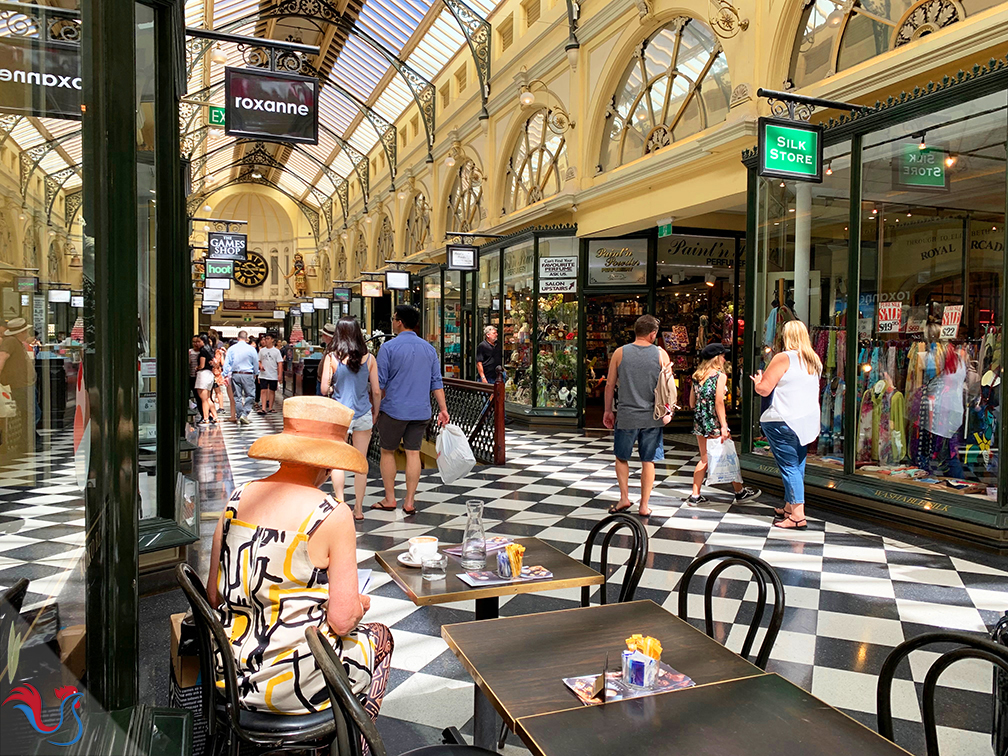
[0,38,81,120]
[225,67,318,145]
[207,232,248,261]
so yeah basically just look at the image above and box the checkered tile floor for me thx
[205,407,1008,756]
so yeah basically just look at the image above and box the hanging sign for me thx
[587,239,648,286]
[332,287,351,302]
[877,301,902,334]
[539,256,577,280]
[757,118,823,183]
[940,304,963,339]
[139,358,157,378]
[0,38,81,120]
[225,67,319,145]
[16,276,38,292]
[361,280,383,298]
[207,231,248,261]
[273,310,285,319]
[222,300,276,311]
[205,258,234,278]
[893,144,949,191]
[447,244,478,271]
[539,279,577,294]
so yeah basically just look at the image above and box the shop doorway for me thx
[583,292,650,428]
[372,294,392,335]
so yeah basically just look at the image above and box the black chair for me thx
[175,563,336,756]
[580,512,649,607]
[877,631,1008,756]
[676,549,785,670]
[304,626,497,756]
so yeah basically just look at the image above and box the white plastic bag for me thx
[706,437,742,485]
[0,384,16,419]
[436,423,476,484]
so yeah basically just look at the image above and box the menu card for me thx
[456,565,553,587]
[562,663,694,706]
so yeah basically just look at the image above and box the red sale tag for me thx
[940,305,963,339]
[877,301,902,334]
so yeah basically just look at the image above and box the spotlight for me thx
[704,273,715,287]
[918,133,927,150]
[907,212,912,217]
[872,208,878,214]
[210,43,227,65]
[519,90,535,107]
[779,181,785,187]
[825,162,833,176]
[862,363,872,373]
[945,153,957,168]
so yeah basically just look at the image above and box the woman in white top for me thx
[750,320,822,529]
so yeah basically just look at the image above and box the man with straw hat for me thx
[206,395,394,718]
[0,318,37,452]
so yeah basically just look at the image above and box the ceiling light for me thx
[519,90,535,107]
[341,232,348,240]
[779,181,785,187]
[397,190,407,200]
[872,208,878,214]
[704,273,716,287]
[210,43,227,65]
[918,133,927,150]
[945,154,957,168]
[825,162,833,176]
[444,154,456,168]
[826,8,844,27]
[365,216,372,223]
[204,204,212,212]
[251,171,262,179]
[789,208,795,212]
[907,212,912,217]
[203,225,210,231]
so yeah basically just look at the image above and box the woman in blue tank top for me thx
[320,317,380,520]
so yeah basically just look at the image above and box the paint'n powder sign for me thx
[587,239,648,286]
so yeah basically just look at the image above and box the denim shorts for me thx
[614,426,665,463]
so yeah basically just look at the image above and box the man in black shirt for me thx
[475,325,502,383]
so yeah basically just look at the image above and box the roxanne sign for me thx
[225,67,319,145]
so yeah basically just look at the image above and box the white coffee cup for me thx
[408,536,439,562]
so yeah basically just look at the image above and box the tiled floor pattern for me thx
[205,409,1008,756]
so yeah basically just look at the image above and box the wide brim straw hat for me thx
[248,396,368,474]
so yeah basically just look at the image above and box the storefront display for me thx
[536,237,578,409]
[742,71,1008,542]
[503,241,534,403]
[444,271,462,377]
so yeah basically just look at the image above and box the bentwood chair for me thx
[305,626,497,756]
[581,512,649,607]
[0,578,29,700]
[676,549,785,670]
[877,631,1008,756]
[175,563,336,756]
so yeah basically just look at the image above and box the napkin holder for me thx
[622,649,658,689]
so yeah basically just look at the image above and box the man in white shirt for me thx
[257,333,284,414]
[222,330,259,425]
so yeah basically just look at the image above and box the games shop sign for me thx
[207,232,248,261]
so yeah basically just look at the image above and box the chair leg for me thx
[497,719,509,749]
[442,727,466,746]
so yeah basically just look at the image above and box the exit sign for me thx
[658,223,673,238]
[209,105,226,127]
[758,118,823,183]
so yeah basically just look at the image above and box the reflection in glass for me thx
[503,242,533,404]
[443,271,462,378]
[536,238,578,408]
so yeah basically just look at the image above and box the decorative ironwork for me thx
[504,109,569,214]
[767,98,815,122]
[0,2,81,43]
[45,165,79,220]
[894,0,962,47]
[447,159,485,234]
[0,114,21,150]
[405,193,431,256]
[442,0,491,118]
[708,0,748,39]
[336,179,349,225]
[18,130,82,200]
[376,213,394,261]
[185,37,211,81]
[322,197,334,236]
[64,190,82,230]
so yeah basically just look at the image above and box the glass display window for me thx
[583,292,649,428]
[536,237,579,409]
[444,270,462,378]
[422,271,442,365]
[502,241,534,404]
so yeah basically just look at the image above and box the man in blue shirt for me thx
[375,305,449,515]
[222,330,259,425]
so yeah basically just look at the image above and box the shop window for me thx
[405,192,431,255]
[423,272,443,367]
[503,109,569,214]
[499,14,514,53]
[850,90,1006,499]
[447,159,486,234]
[376,213,394,261]
[788,0,998,90]
[751,141,853,472]
[524,0,540,28]
[477,249,502,379]
[503,242,534,404]
[536,237,579,408]
[599,17,730,173]
[444,270,462,377]
[456,65,467,94]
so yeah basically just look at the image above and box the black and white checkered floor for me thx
[205,408,1008,756]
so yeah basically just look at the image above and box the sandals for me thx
[369,501,396,511]
[403,504,417,515]
[608,502,633,514]
[353,512,365,521]
[773,507,787,521]
[774,515,807,530]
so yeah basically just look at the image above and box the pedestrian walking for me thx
[751,319,822,529]
[603,314,670,518]
[188,335,201,408]
[194,333,218,426]
[258,334,283,414]
[475,325,502,383]
[317,322,337,396]
[321,317,380,521]
[686,342,761,506]
[222,330,260,425]
[374,305,449,515]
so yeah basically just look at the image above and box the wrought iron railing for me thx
[366,370,505,467]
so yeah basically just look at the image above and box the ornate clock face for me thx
[234,251,269,288]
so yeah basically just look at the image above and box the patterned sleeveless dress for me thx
[693,373,721,438]
[215,484,388,714]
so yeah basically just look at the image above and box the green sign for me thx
[205,258,234,279]
[658,223,673,238]
[209,105,226,127]
[758,118,823,183]
[894,144,948,190]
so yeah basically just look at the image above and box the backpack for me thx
[653,361,678,422]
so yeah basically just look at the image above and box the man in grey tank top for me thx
[603,314,671,517]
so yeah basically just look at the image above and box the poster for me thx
[539,256,577,280]
[940,305,963,339]
[877,301,902,334]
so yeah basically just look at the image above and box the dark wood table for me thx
[515,674,911,756]
[441,600,765,749]
[375,537,604,750]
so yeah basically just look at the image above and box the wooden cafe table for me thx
[375,537,604,750]
[441,599,766,751]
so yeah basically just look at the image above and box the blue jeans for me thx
[614,426,665,463]
[231,373,255,419]
[761,421,806,505]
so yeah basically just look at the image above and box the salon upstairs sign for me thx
[758,118,823,183]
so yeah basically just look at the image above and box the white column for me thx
[794,182,812,323]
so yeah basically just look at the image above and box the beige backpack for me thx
[653,361,678,421]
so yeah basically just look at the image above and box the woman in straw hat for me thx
[206,396,393,718]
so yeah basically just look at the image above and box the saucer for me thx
[397,552,423,568]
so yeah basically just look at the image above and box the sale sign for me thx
[940,305,963,339]
[877,301,902,334]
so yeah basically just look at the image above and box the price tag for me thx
[877,301,902,334]
[940,305,963,339]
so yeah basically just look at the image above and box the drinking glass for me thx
[422,553,448,581]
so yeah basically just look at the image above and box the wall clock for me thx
[234,250,269,288]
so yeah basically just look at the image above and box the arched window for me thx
[788,0,995,90]
[447,160,485,233]
[405,193,431,256]
[503,110,569,213]
[376,214,394,261]
[600,17,730,173]
[335,245,347,279]
[354,233,368,275]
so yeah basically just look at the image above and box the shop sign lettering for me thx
[539,278,577,294]
[877,301,902,334]
[660,234,734,269]
[205,259,234,278]
[940,304,962,339]
[207,232,248,261]
[225,67,319,145]
[222,300,276,311]
[539,256,577,280]
[757,118,823,182]
[873,490,949,511]
[0,38,81,120]
[894,145,948,191]
[587,239,648,286]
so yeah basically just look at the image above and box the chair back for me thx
[175,562,243,744]
[877,631,1008,756]
[0,579,29,699]
[676,549,784,670]
[581,513,648,607]
[305,626,387,756]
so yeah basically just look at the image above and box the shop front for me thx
[741,63,1008,547]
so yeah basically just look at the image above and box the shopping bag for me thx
[706,437,742,485]
[0,384,16,419]
[436,423,477,484]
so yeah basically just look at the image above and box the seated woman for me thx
[206,396,393,719]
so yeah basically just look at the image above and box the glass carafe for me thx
[460,499,487,569]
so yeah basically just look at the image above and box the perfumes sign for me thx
[587,239,648,286]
